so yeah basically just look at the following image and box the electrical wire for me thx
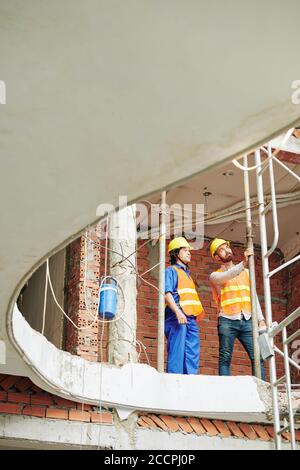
[46,259,99,331]
[45,239,128,333]
[41,262,48,336]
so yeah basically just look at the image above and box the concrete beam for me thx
[3,305,276,424]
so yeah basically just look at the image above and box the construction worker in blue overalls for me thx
[165,237,205,374]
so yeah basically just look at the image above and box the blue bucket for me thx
[98,278,118,320]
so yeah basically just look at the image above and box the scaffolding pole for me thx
[255,148,282,450]
[157,191,166,372]
[243,155,261,379]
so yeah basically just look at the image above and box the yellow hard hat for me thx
[168,237,193,253]
[210,238,230,258]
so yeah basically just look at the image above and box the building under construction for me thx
[0,0,300,451]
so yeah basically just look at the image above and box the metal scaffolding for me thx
[243,154,261,379]
[155,134,300,449]
[251,142,300,450]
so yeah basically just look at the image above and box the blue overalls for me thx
[165,264,200,374]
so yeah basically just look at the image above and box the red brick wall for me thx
[64,239,81,355]
[135,240,286,380]
[0,374,113,424]
[65,229,109,362]
[0,240,296,430]
[66,234,289,380]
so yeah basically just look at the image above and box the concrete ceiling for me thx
[158,150,300,259]
[138,143,300,259]
[0,1,300,382]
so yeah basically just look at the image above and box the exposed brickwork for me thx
[46,408,69,420]
[277,150,300,165]
[65,232,289,380]
[159,414,180,432]
[239,423,257,440]
[134,240,287,379]
[0,374,114,425]
[176,416,193,434]
[200,418,219,436]
[65,239,80,356]
[139,415,158,429]
[76,402,93,411]
[15,377,33,392]
[31,394,54,406]
[23,405,46,418]
[226,420,245,439]
[187,416,206,435]
[53,397,77,408]
[138,416,155,429]
[136,413,300,443]
[65,228,109,362]
[1,224,297,446]
[69,409,91,422]
[0,391,7,401]
[0,375,22,391]
[212,420,231,438]
[0,403,22,414]
[8,392,31,404]
[0,373,298,444]
[90,411,113,425]
[148,414,169,431]
[251,424,271,441]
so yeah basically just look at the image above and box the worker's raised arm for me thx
[210,248,253,286]
[210,261,244,285]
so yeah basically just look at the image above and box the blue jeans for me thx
[165,314,200,374]
[218,316,266,380]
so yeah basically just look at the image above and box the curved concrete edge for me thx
[0,304,273,423]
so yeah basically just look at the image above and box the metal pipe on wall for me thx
[157,191,166,372]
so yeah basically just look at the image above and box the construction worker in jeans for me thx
[165,237,205,374]
[209,238,266,379]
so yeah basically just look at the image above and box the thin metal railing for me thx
[254,141,300,450]
[243,155,261,378]
[255,148,282,449]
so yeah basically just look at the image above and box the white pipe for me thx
[255,149,281,450]
[157,191,166,372]
[265,143,279,258]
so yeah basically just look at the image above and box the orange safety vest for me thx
[210,269,252,316]
[173,266,205,320]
